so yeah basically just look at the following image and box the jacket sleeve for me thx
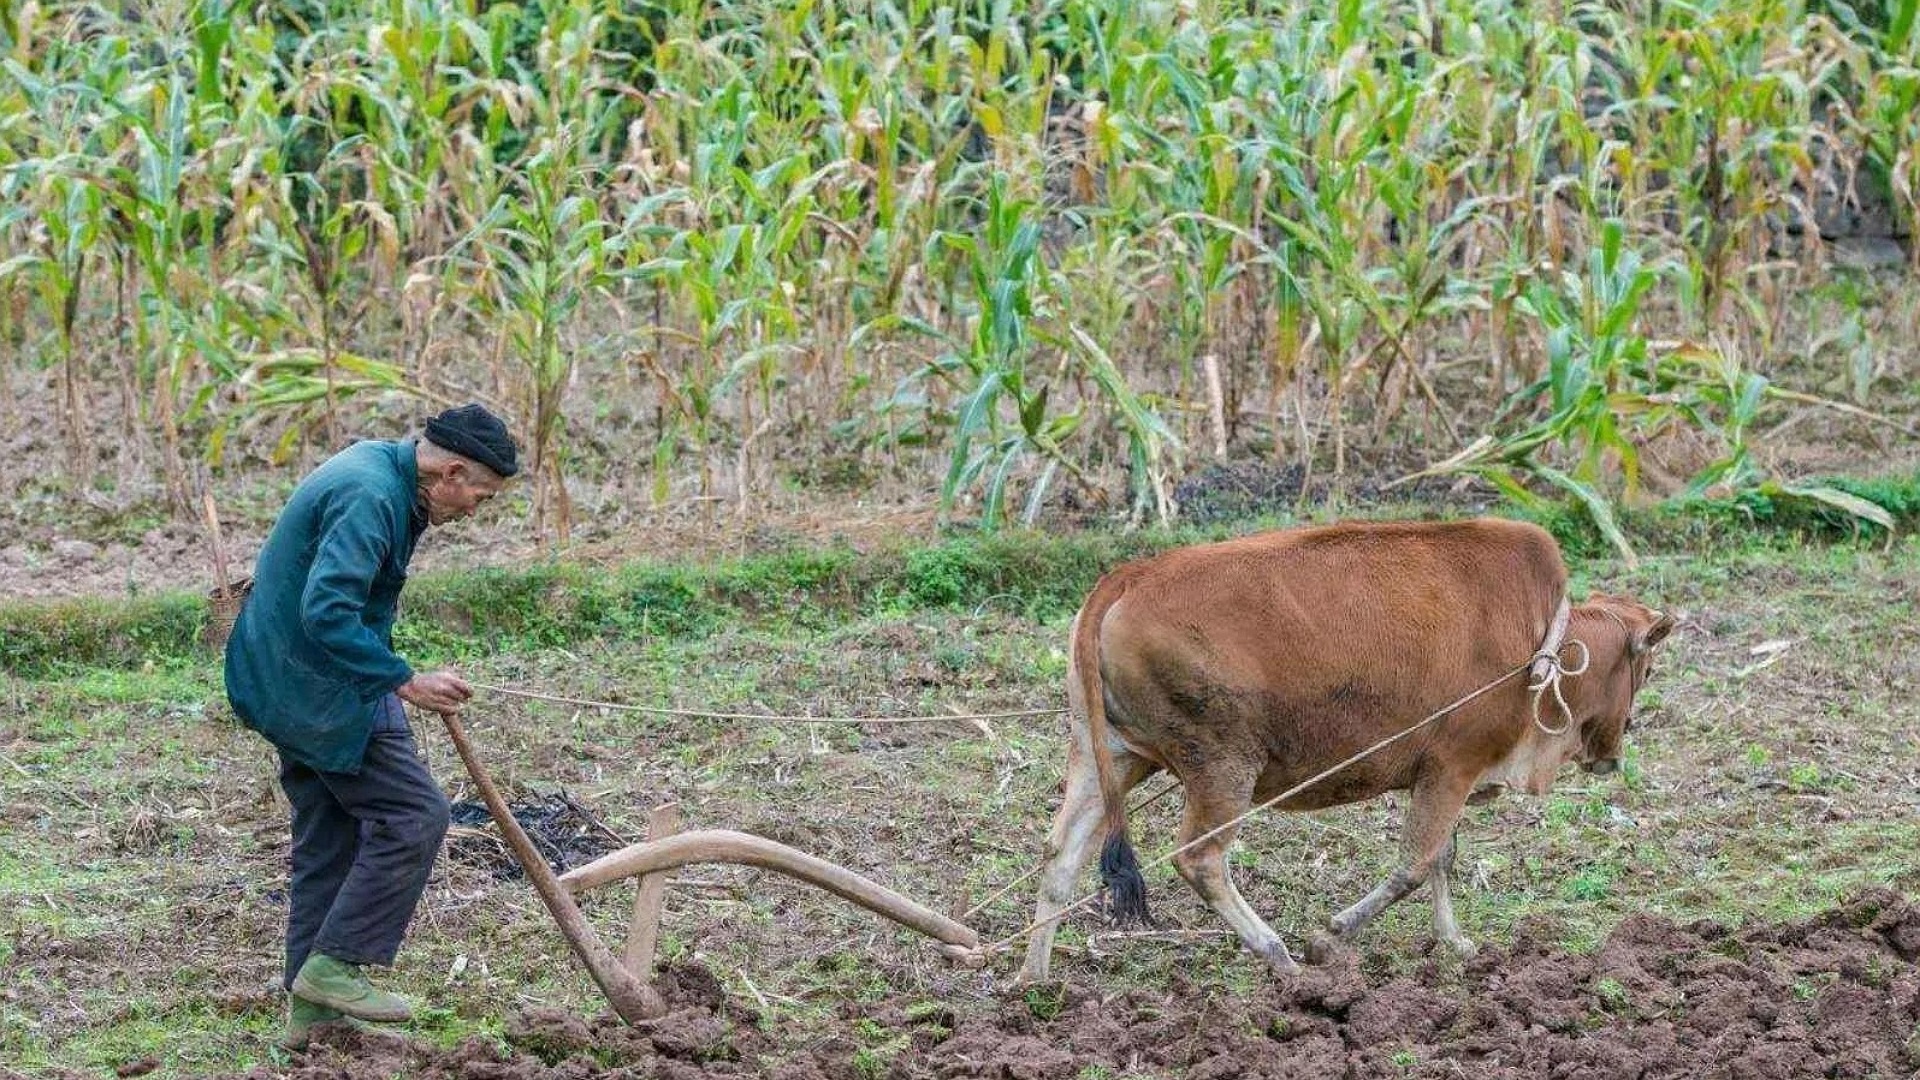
[300,491,415,699]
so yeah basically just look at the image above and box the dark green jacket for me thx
[225,439,424,773]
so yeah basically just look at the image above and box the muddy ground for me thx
[8,540,1920,1080]
[79,890,1898,1079]
[9,531,1920,1080]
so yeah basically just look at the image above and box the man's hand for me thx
[398,671,473,716]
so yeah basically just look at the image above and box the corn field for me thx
[2,0,1916,547]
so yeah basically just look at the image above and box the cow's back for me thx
[1087,519,1566,808]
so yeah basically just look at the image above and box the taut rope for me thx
[467,681,1060,726]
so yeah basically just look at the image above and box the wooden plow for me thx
[441,712,981,1023]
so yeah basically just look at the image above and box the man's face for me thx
[423,460,505,525]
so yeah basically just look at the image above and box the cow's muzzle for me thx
[1582,758,1619,776]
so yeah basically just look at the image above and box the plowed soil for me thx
[200,890,1920,1080]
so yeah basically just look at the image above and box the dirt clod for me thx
[207,894,1920,1079]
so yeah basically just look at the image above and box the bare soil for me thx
[110,889,1912,1079]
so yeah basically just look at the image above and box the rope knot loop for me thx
[1527,638,1590,736]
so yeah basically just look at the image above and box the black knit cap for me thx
[423,404,520,478]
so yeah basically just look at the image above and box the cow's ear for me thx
[1632,611,1676,657]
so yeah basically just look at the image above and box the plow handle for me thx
[438,710,667,1023]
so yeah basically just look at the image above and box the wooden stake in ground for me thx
[437,711,667,1023]
[201,489,231,595]
[200,489,252,652]
[1202,353,1229,460]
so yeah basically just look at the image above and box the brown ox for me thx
[1018,519,1673,983]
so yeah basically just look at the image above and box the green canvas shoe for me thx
[290,954,415,1023]
[279,996,370,1050]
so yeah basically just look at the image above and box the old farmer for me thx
[224,403,518,1049]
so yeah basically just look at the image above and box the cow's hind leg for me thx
[1171,772,1299,976]
[1310,769,1472,962]
[1017,746,1153,985]
[1428,829,1477,958]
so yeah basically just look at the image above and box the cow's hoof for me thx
[1263,947,1301,977]
[1443,936,1479,960]
[1304,933,1345,966]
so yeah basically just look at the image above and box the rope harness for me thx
[1526,638,1590,736]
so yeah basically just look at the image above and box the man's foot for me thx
[290,954,415,1023]
[279,996,370,1050]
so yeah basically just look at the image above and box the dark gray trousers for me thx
[277,695,451,989]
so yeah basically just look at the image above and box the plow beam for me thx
[559,829,979,949]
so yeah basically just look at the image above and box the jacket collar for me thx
[401,439,427,539]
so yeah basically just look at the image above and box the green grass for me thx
[0,593,210,679]
[3,527,1919,1076]
[7,468,1919,678]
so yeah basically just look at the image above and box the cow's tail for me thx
[1073,576,1152,928]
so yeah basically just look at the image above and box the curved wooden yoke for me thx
[559,827,981,950]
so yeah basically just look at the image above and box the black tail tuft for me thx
[1099,833,1153,928]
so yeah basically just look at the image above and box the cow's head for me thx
[1567,594,1675,776]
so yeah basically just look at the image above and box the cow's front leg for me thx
[1309,770,1470,963]
[1428,829,1477,959]
[1171,771,1299,976]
